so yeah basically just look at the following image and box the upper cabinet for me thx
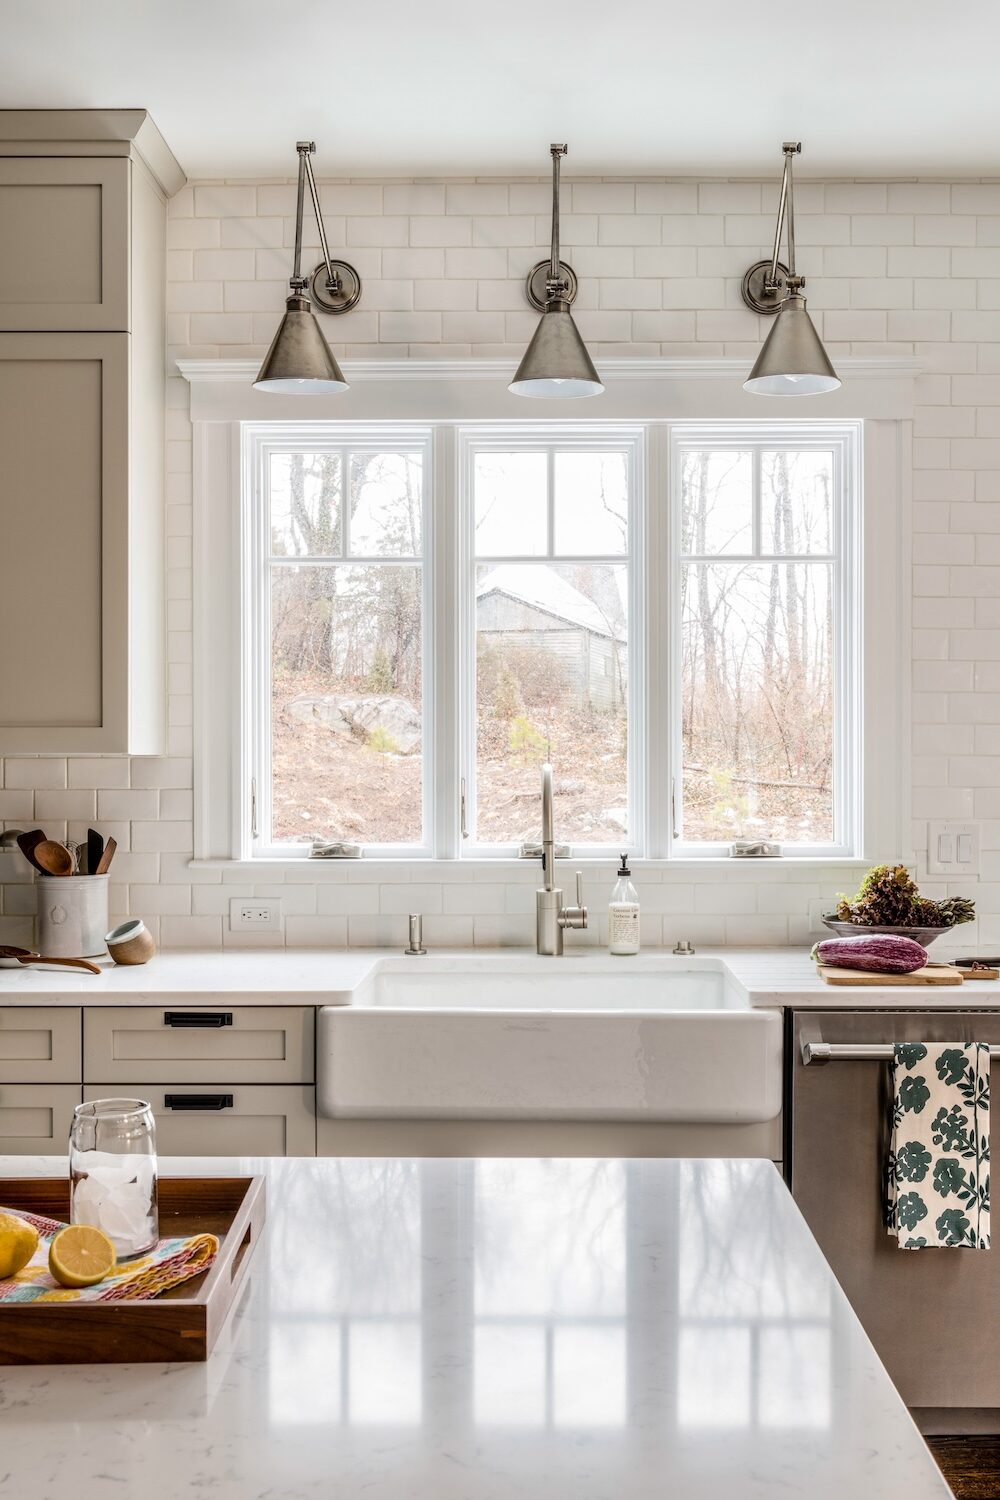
[0,111,185,753]
[0,158,128,331]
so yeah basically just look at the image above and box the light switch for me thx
[927,821,980,876]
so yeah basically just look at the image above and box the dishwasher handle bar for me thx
[802,1040,1000,1066]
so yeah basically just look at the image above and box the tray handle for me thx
[163,1093,235,1111]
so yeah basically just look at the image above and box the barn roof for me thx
[476,564,623,639]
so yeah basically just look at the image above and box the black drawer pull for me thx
[164,1011,233,1029]
[163,1093,234,1111]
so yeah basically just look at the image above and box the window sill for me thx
[189,855,875,878]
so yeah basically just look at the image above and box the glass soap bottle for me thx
[608,853,640,955]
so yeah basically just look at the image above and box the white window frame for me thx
[457,424,645,858]
[667,422,861,859]
[242,422,435,859]
[183,356,912,872]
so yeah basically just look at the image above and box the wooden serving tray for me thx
[818,963,964,986]
[0,1175,266,1364]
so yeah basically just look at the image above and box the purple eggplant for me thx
[811,935,928,974]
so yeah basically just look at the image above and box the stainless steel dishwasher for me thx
[789,1007,1000,1433]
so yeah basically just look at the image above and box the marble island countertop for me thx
[0,1153,950,1499]
[0,945,997,1008]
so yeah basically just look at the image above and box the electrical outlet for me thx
[230,897,282,931]
[927,821,980,877]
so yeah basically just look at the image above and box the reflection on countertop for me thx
[0,1154,949,1498]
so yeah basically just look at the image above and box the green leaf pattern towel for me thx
[887,1042,990,1249]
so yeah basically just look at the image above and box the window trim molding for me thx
[184,358,912,867]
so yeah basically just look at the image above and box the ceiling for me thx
[2,0,998,181]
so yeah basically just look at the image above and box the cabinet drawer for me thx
[83,1006,314,1084]
[0,1007,81,1083]
[85,1083,316,1157]
[0,1084,81,1154]
[0,158,128,330]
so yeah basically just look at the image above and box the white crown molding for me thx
[177,354,921,422]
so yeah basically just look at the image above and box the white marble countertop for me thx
[0,945,997,1009]
[0,1153,949,1499]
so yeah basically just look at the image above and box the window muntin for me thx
[465,441,636,850]
[252,435,429,852]
[673,433,855,853]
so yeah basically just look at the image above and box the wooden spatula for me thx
[0,946,101,975]
[94,836,117,875]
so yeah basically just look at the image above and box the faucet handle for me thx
[575,871,585,909]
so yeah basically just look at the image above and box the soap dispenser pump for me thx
[608,853,640,955]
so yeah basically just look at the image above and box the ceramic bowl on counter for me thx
[820,919,954,948]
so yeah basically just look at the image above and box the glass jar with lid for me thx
[70,1098,159,1258]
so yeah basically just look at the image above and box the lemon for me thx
[48,1225,116,1288]
[0,1212,39,1278]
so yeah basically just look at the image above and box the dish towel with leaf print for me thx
[887,1043,991,1249]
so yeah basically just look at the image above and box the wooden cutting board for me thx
[818,963,965,986]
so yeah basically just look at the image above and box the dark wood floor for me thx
[928,1438,1000,1499]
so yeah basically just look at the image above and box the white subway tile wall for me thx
[2,172,998,950]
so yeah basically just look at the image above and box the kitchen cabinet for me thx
[0,1084,80,1154]
[0,1006,81,1084]
[83,1083,316,1156]
[83,1005,315,1085]
[0,158,128,331]
[0,1002,316,1158]
[0,111,184,753]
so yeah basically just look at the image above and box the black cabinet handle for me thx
[163,1093,234,1111]
[164,1011,233,1028]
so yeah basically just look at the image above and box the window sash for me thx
[458,427,645,856]
[245,425,434,857]
[668,423,860,858]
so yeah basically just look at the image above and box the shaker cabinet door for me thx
[0,158,128,330]
[0,332,130,751]
[0,1084,81,1154]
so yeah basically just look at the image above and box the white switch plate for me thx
[927,821,980,876]
[230,897,282,931]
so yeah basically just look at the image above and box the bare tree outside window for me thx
[268,449,424,845]
[472,449,630,845]
[679,448,835,845]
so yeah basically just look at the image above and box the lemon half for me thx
[48,1225,117,1288]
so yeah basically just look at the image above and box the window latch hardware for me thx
[251,776,258,841]
[460,777,469,840]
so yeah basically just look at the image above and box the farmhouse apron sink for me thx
[317,955,782,1123]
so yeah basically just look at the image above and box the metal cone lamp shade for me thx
[509,299,605,398]
[253,293,348,393]
[510,143,603,399]
[743,292,840,396]
[254,141,359,395]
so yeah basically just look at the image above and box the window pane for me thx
[271,563,422,844]
[681,449,753,556]
[680,561,832,844]
[474,452,547,556]
[760,450,833,555]
[553,451,628,556]
[475,562,627,844]
[349,451,422,557]
[269,452,342,557]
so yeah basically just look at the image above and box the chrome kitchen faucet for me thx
[535,761,587,956]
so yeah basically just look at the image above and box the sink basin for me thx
[317,955,781,1124]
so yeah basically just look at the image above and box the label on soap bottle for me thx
[609,903,640,954]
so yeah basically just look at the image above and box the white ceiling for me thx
[2,0,998,181]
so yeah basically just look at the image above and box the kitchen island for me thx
[0,1154,950,1498]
